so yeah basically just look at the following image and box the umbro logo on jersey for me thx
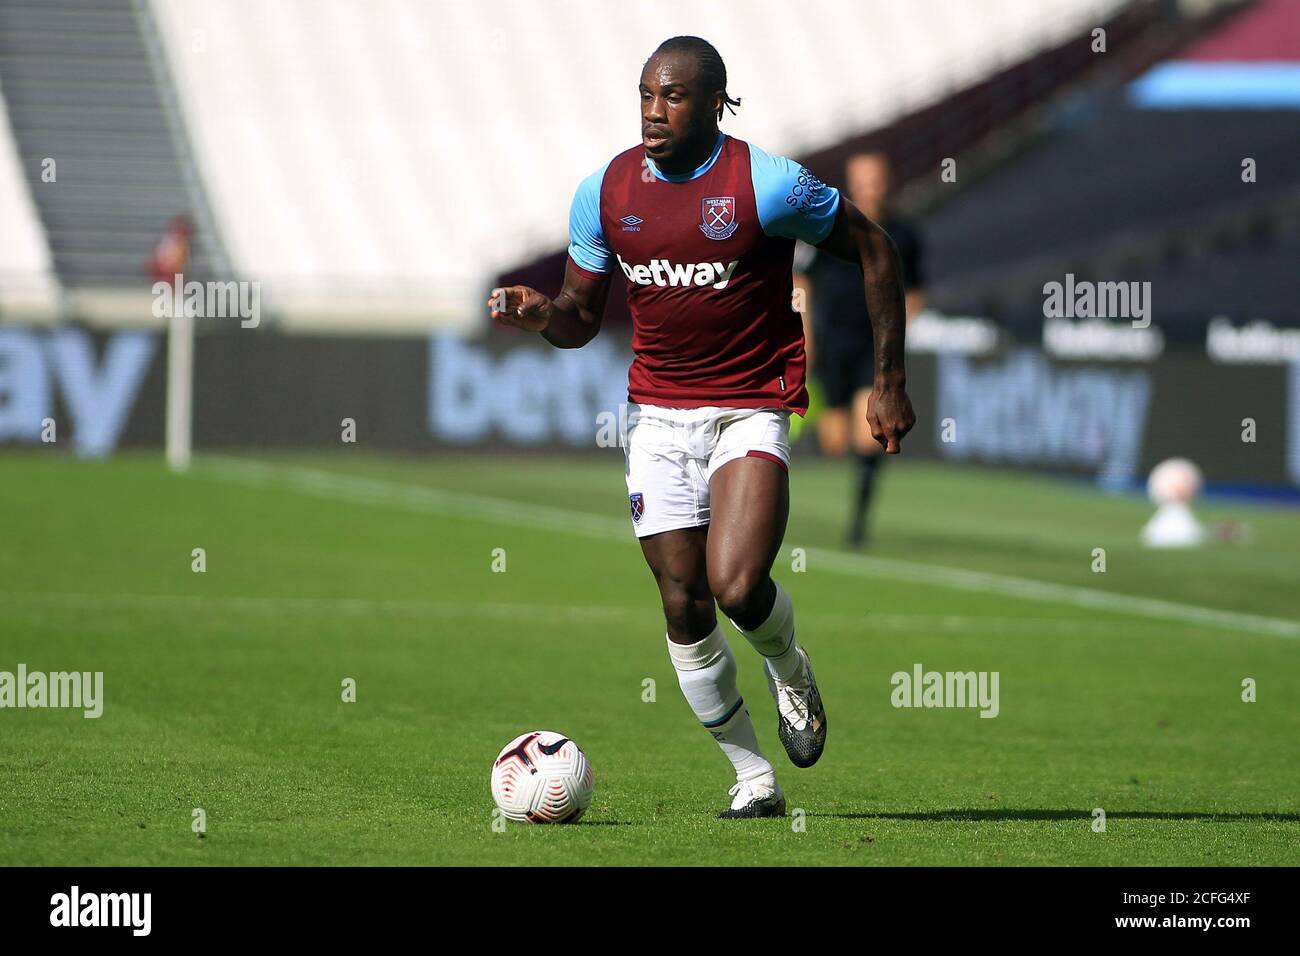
[616,254,739,290]
[620,214,644,232]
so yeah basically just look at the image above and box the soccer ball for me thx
[490,730,594,824]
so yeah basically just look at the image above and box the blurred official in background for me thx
[795,151,926,547]
[148,214,193,285]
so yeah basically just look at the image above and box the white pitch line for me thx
[193,456,1300,640]
[0,591,644,622]
[803,548,1300,640]
[0,590,1197,637]
[203,455,630,542]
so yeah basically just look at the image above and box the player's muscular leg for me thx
[817,407,851,457]
[851,387,882,456]
[638,527,715,644]
[706,457,789,629]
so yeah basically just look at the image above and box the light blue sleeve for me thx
[749,143,840,245]
[566,162,612,274]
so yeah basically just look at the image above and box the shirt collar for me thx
[644,131,726,183]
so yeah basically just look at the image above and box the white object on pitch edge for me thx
[490,730,594,824]
[165,309,193,472]
[1141,458,1205,548]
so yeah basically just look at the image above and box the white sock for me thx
[729,581,803,683]
[667,625,773,782]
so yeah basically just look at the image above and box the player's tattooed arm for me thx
[816,198,916,453]
[488,262,612,348]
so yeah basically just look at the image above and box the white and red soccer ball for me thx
[490,730,594,824]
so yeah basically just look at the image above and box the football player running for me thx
[490,36,914,817]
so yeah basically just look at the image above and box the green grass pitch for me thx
[1,449,1297,866]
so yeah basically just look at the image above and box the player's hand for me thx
[488,286,552,332]
[868,379,916,454]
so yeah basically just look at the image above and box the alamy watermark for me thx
[50,886,150,936]
[596,402,642,448]
[152,273,260,328]
[1043,273,1150,328]
[0,664,103,718]
[891,663,999,718]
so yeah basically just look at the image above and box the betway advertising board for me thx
[0,325,1296,490]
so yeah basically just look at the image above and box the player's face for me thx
[639,54,718,169]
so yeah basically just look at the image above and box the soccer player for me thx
[794,151,927,547]
[489,36,914,817]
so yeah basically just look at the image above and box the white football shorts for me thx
[621,402,792,538]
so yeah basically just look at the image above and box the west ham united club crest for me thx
[699,196,738,240]
[629,492,645,523]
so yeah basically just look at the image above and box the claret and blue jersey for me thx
[567,133,840,416]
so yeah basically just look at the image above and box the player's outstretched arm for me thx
[488,261,612,349]
[816,198,917,453]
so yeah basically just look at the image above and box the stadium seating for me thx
[143,0,1128,328]
[923,0,1300,335]
[0,0,228,327]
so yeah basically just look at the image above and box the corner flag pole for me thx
[165,306,193,472]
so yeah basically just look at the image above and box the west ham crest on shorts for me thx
[629,492,645,523]
[699,196,738,240]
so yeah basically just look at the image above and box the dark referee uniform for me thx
[797,216,925,407]
[795,214,925,546]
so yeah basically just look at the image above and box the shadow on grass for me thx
[811,809,1300,823]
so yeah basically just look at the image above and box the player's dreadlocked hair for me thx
[649,36,742,121]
